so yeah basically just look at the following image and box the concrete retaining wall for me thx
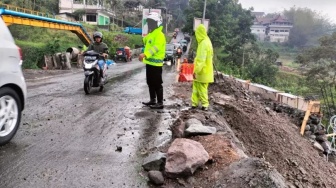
[220,72,318,112]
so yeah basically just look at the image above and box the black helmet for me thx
[93,31,103,41]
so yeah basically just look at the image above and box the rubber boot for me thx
[142,99,156,106]
[142,87,156,106]
[150,88,164,109]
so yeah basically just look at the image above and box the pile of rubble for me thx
[141,118,217,185]
[164,73,336,187]
[265,101,331,155]
[141,108,289,187]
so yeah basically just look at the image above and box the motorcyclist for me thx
[87,31,108,84]
[176,46,182,57]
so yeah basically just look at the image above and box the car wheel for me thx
[0,87,22,146]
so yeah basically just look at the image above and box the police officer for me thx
[139,12,166,109]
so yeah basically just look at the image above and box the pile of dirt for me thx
[170,76,336,188]
[215,157,288,188]
[209,76,336,188]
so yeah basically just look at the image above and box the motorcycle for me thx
[83,50,108,94]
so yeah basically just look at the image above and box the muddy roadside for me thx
[143,75,336,188]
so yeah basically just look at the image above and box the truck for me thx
[124,27,142,35]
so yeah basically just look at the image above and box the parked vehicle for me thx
[180,39,188,52]
[83,50,108,94]
[184,33,191,43]
[114,47,132,62]
[164,44,175,65]
[0,17,27,145]
[123,27,142,35]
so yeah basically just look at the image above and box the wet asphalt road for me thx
[0,59,184,188]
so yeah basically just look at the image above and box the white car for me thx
[0,17,27,145]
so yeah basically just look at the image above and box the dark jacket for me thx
[88,42,108,54]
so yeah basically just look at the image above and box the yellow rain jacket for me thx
[143,26,166,66]
[194,24,214,83]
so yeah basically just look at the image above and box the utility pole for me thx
[202,0,207,24]
[71,0,73,13]
[165,9,168,34]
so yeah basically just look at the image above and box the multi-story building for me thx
[251,12,293,43]
[58,0,111,25]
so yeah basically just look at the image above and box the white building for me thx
[251,12,293,43]
[59,0,102,13]
[59,0,113,25]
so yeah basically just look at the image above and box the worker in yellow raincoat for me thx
[191,24,214,111]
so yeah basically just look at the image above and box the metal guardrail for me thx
[0,3,54,18]
[0,4,93,45]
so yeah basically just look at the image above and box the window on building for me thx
[257,30,260,32]
[280,30,284,32]
[271,30,275,32]
[275,30,279,32]
[86,14,96,22]
[285,30,289,32]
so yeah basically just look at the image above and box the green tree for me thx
[184,0,257,78]
[0,0,59,14]
[284,7,334,47]
[296,32,336,118]
[244,48,279,85]
[183,0,255,48]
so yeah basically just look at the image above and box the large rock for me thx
[185,118,216,136]
[185,124,217,136]
[142,152,166,171]
[185,118,203,128]
[148,171,164,185]
[165,138,209,177]
[320,141,331,154]
[313,142,324,152]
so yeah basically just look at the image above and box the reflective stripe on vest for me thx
[144,58,163,66]
[147,58,163,63]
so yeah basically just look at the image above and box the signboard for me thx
[142,9,162,37]
[193,17,210,32]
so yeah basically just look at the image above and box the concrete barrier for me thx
[220,72,318,112]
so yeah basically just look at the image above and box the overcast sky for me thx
[239,0,336,23]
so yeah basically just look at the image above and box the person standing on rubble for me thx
[138,12,166,109]
[191,24,214,111]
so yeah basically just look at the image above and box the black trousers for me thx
[146,64,163,103]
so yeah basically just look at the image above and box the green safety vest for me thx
[143,26,166,67]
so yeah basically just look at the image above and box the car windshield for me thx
[166,44,174,51]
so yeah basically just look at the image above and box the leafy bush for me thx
[102,32,143,53]
[16,39,62,69]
